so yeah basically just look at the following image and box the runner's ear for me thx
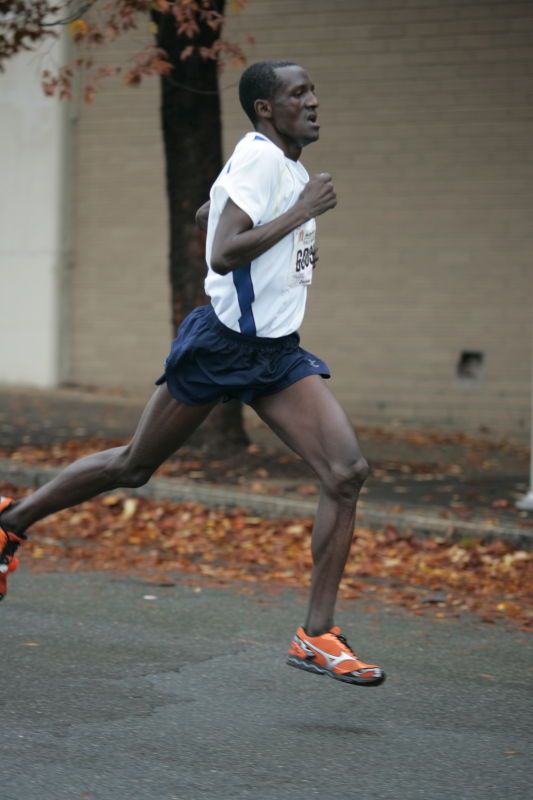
[254,98,272,121]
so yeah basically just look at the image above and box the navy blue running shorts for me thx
[155,304,331,406]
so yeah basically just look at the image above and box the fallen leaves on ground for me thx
[3,483,531,631]
[0,439,307,493]
[1,437,530,521]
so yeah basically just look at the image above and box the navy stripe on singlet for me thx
[232,264,256,336]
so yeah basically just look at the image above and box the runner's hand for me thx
[297,173,336,219]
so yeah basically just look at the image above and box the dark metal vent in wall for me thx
[457,351,484,380]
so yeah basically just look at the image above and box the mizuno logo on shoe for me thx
[300,640,357,671]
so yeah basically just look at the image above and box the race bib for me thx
[288,219,316,288]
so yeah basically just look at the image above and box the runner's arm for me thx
[195,201,210,232]
[211,199,308,275]
[211,173,335,275]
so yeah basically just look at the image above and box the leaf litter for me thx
[2,481,531,631]
[1,435,531,526]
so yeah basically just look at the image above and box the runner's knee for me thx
[105,447,155,489]
[323,456,370,499]
[121,464,154,489]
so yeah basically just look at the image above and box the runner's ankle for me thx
[0,505,26,539]
[304,624,333,637]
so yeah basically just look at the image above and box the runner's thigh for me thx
[124,384,216,467]
[251,375,364,478]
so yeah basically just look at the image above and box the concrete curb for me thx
[1,458,531,549]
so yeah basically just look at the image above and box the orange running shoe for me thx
[0,497,25,602]
[287,625,385,686]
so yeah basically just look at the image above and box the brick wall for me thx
[68,24,170,394]
[69,1,533,436]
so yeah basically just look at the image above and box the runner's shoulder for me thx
[233,132,284,170]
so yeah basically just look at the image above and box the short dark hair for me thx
[238,60,296,125]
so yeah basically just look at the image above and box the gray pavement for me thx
[1,569,532,800]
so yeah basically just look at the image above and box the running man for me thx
[0,61,385,687]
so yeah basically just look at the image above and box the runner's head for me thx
[239,61,320,152]
[239,61,296,124]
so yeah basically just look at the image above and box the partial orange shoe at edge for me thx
[287,625,386,686]
[0,497,24,602]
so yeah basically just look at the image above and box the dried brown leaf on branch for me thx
[0,1,61,68]
[0,1,249,100]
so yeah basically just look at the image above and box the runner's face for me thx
[270,66,319,147]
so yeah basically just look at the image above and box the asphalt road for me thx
[1,570,531,800]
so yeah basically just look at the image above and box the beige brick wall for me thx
[69,1,533,437]
[68,24,170,393]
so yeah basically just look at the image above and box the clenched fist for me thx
[297,173,337,219]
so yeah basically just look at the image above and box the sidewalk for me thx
[0,385,531,546]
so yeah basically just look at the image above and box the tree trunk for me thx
[153,4,248,451]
